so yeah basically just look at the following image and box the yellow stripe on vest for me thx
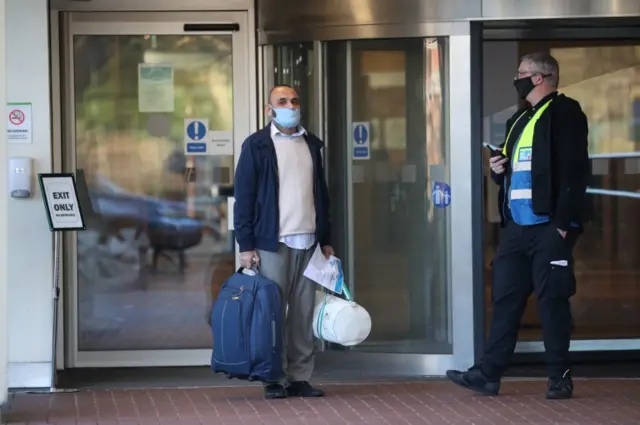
[501,98,553,158]
[502,112,526,157]
[511,99,553,170]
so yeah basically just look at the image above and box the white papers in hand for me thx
[303,245,344,294]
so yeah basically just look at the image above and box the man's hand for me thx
[239,250,259,269]
[557,229,567,239]
[321,245,335,259]
[489,155,509,175]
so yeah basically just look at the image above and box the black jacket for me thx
[492,92,590,230]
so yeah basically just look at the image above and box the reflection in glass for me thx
[273,43,316,133]
[74,35,235,351]
[482,41,640,342]
[327,38,452,354]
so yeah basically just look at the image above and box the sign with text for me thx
[138,64,175,113]
[184,118,209,155]
[352,122,370,160]
[38,173,86,231]
[7,102,33,144]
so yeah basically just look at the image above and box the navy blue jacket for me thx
[233,125,332,253]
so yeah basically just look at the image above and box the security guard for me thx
[446,52,589,399]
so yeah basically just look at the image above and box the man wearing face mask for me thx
[446,53,589,399]
[234,84,333,399]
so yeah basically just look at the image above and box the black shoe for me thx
[446,366,500,396]
[264,383,287,399]
[286,381,325,397]
[546,372,573,400]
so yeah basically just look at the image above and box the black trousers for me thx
[482,220,578,380]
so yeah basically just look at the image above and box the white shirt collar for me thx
[270,121,307,139]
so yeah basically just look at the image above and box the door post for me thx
[0,0,9,412]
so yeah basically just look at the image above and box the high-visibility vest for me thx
[502,99,553,226]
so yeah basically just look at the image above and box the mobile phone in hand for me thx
[483,142,505,158]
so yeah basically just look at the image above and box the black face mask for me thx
[513,76,535,99]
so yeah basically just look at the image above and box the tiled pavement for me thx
[4,379,640,425]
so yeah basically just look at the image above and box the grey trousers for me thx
[257,243,316,384]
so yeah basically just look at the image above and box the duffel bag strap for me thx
[316,261,355,341]
[335,261,353,302]
[317,292,329,341]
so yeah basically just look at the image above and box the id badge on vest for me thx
[518,147,532,163]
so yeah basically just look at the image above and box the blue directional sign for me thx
[432,181,451,208]
[186,120,207,141]
[184,118,209,155]
[352,122,370,160]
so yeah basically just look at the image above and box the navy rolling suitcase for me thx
[210,268,284,382]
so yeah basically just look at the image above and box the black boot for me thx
[286,381,325,397]
[446,366,501,396]
[546,370,573,400]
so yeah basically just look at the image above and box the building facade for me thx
[1,0,639,401]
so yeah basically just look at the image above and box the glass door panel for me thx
[273,43,317,133]
[66,12,251,365]
[326,38,453,355]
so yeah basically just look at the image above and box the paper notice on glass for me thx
[303,245,344,294]
[138,64,175,113]
[209,130,234,156]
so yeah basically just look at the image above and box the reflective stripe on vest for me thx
[507,99,553,226]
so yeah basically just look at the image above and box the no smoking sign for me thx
[7,102,32,144]
[9,109,25,125]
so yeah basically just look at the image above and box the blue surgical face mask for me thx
[270,106,301,129]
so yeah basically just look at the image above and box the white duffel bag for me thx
[312,287,372,346]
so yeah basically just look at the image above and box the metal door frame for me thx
[60,10,255,368]
[262,22,476,376]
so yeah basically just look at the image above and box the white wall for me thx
[0,0,9,407]
[6,0,53,388]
